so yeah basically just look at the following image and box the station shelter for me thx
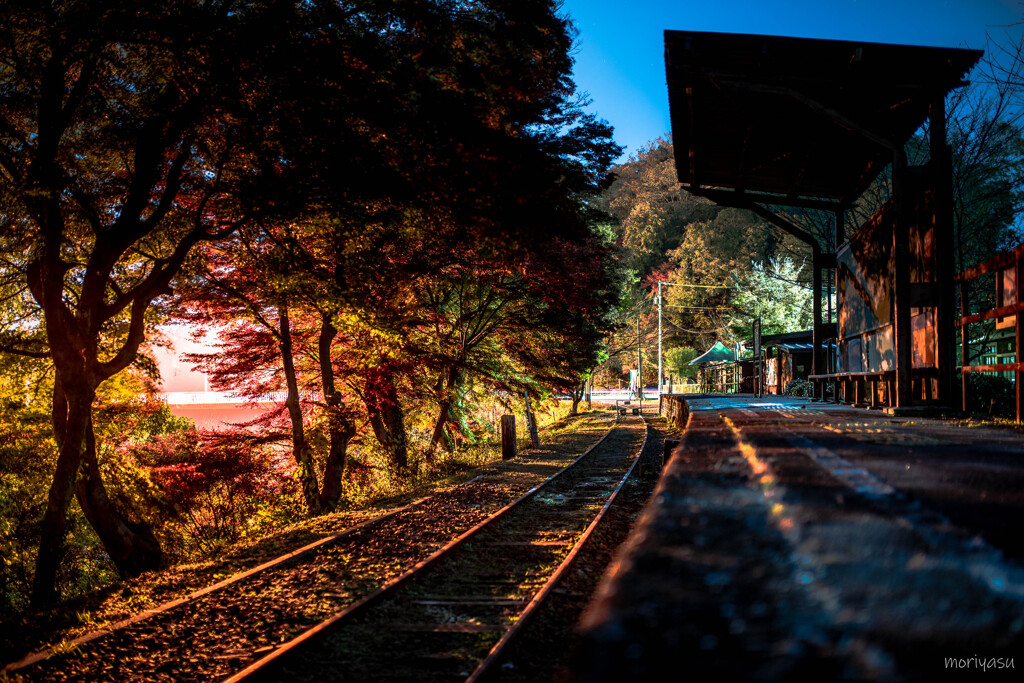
[744,329,837,395]
[665,30,982,412]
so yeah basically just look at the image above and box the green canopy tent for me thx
[688,341,735,365]
[690,341,738,393]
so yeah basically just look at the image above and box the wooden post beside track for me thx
[663,439,680,466]
[501,415,517,460]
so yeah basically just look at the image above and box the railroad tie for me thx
[389,623,505,633]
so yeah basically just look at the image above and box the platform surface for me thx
[573,395,1024,681]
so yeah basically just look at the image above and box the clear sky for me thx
[560,0,1023,162]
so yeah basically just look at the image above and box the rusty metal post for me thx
[931,95,958,411]
[892,148,913,408]
[500,415,516,460]
[961,284,969,414]
[834,208,844,404]
[1017,253,1022,422]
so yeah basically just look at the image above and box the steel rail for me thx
[466,413,650,682]
[223,422,624,683]
[2,498,428,675]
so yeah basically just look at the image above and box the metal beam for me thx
[741,203,819,250]
[685,185,850,213]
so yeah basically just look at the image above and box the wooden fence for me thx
[956,243,1022,422]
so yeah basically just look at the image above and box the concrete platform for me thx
[572,395,1024,681]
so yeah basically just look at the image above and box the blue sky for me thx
[560,0,1023,162]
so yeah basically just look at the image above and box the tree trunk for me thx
[31,388,91,606]
[317,312,356,510]
[75,416,162,578]
[365,365,410,476]
[278,302,321,513]
[570,382,584,415]
[319,412,356,509]
[427,365,461,458]
[33,376,164,605]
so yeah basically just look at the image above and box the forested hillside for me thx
[593,39,1024,388]
[591,137,817,388]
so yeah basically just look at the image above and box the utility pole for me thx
[654,279,731,399]
[637,314,643,406]
[657,281,663,399]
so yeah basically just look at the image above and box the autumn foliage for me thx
[0,0,621,611]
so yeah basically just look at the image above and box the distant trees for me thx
[0,0,620,606]
[947,35,1024,271]
[594,138,789,385]
[600,136,719,275]
[728,256,814,336]
[664,347,698,382]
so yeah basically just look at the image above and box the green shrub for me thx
[965,374,1016,419]
[783,378,814,397]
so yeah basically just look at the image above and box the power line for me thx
[662,305,734,311]
[659,281,730,289]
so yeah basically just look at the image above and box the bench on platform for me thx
[809,367,942,408]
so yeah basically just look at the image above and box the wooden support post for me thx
[892,148,914,408]
[500,415,516,460]
[931,95,958,410]
[812,245,823,400]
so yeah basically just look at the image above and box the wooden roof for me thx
[665,31,982,208]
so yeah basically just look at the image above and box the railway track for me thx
[226,413,648,683]
[7,413,618,682]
